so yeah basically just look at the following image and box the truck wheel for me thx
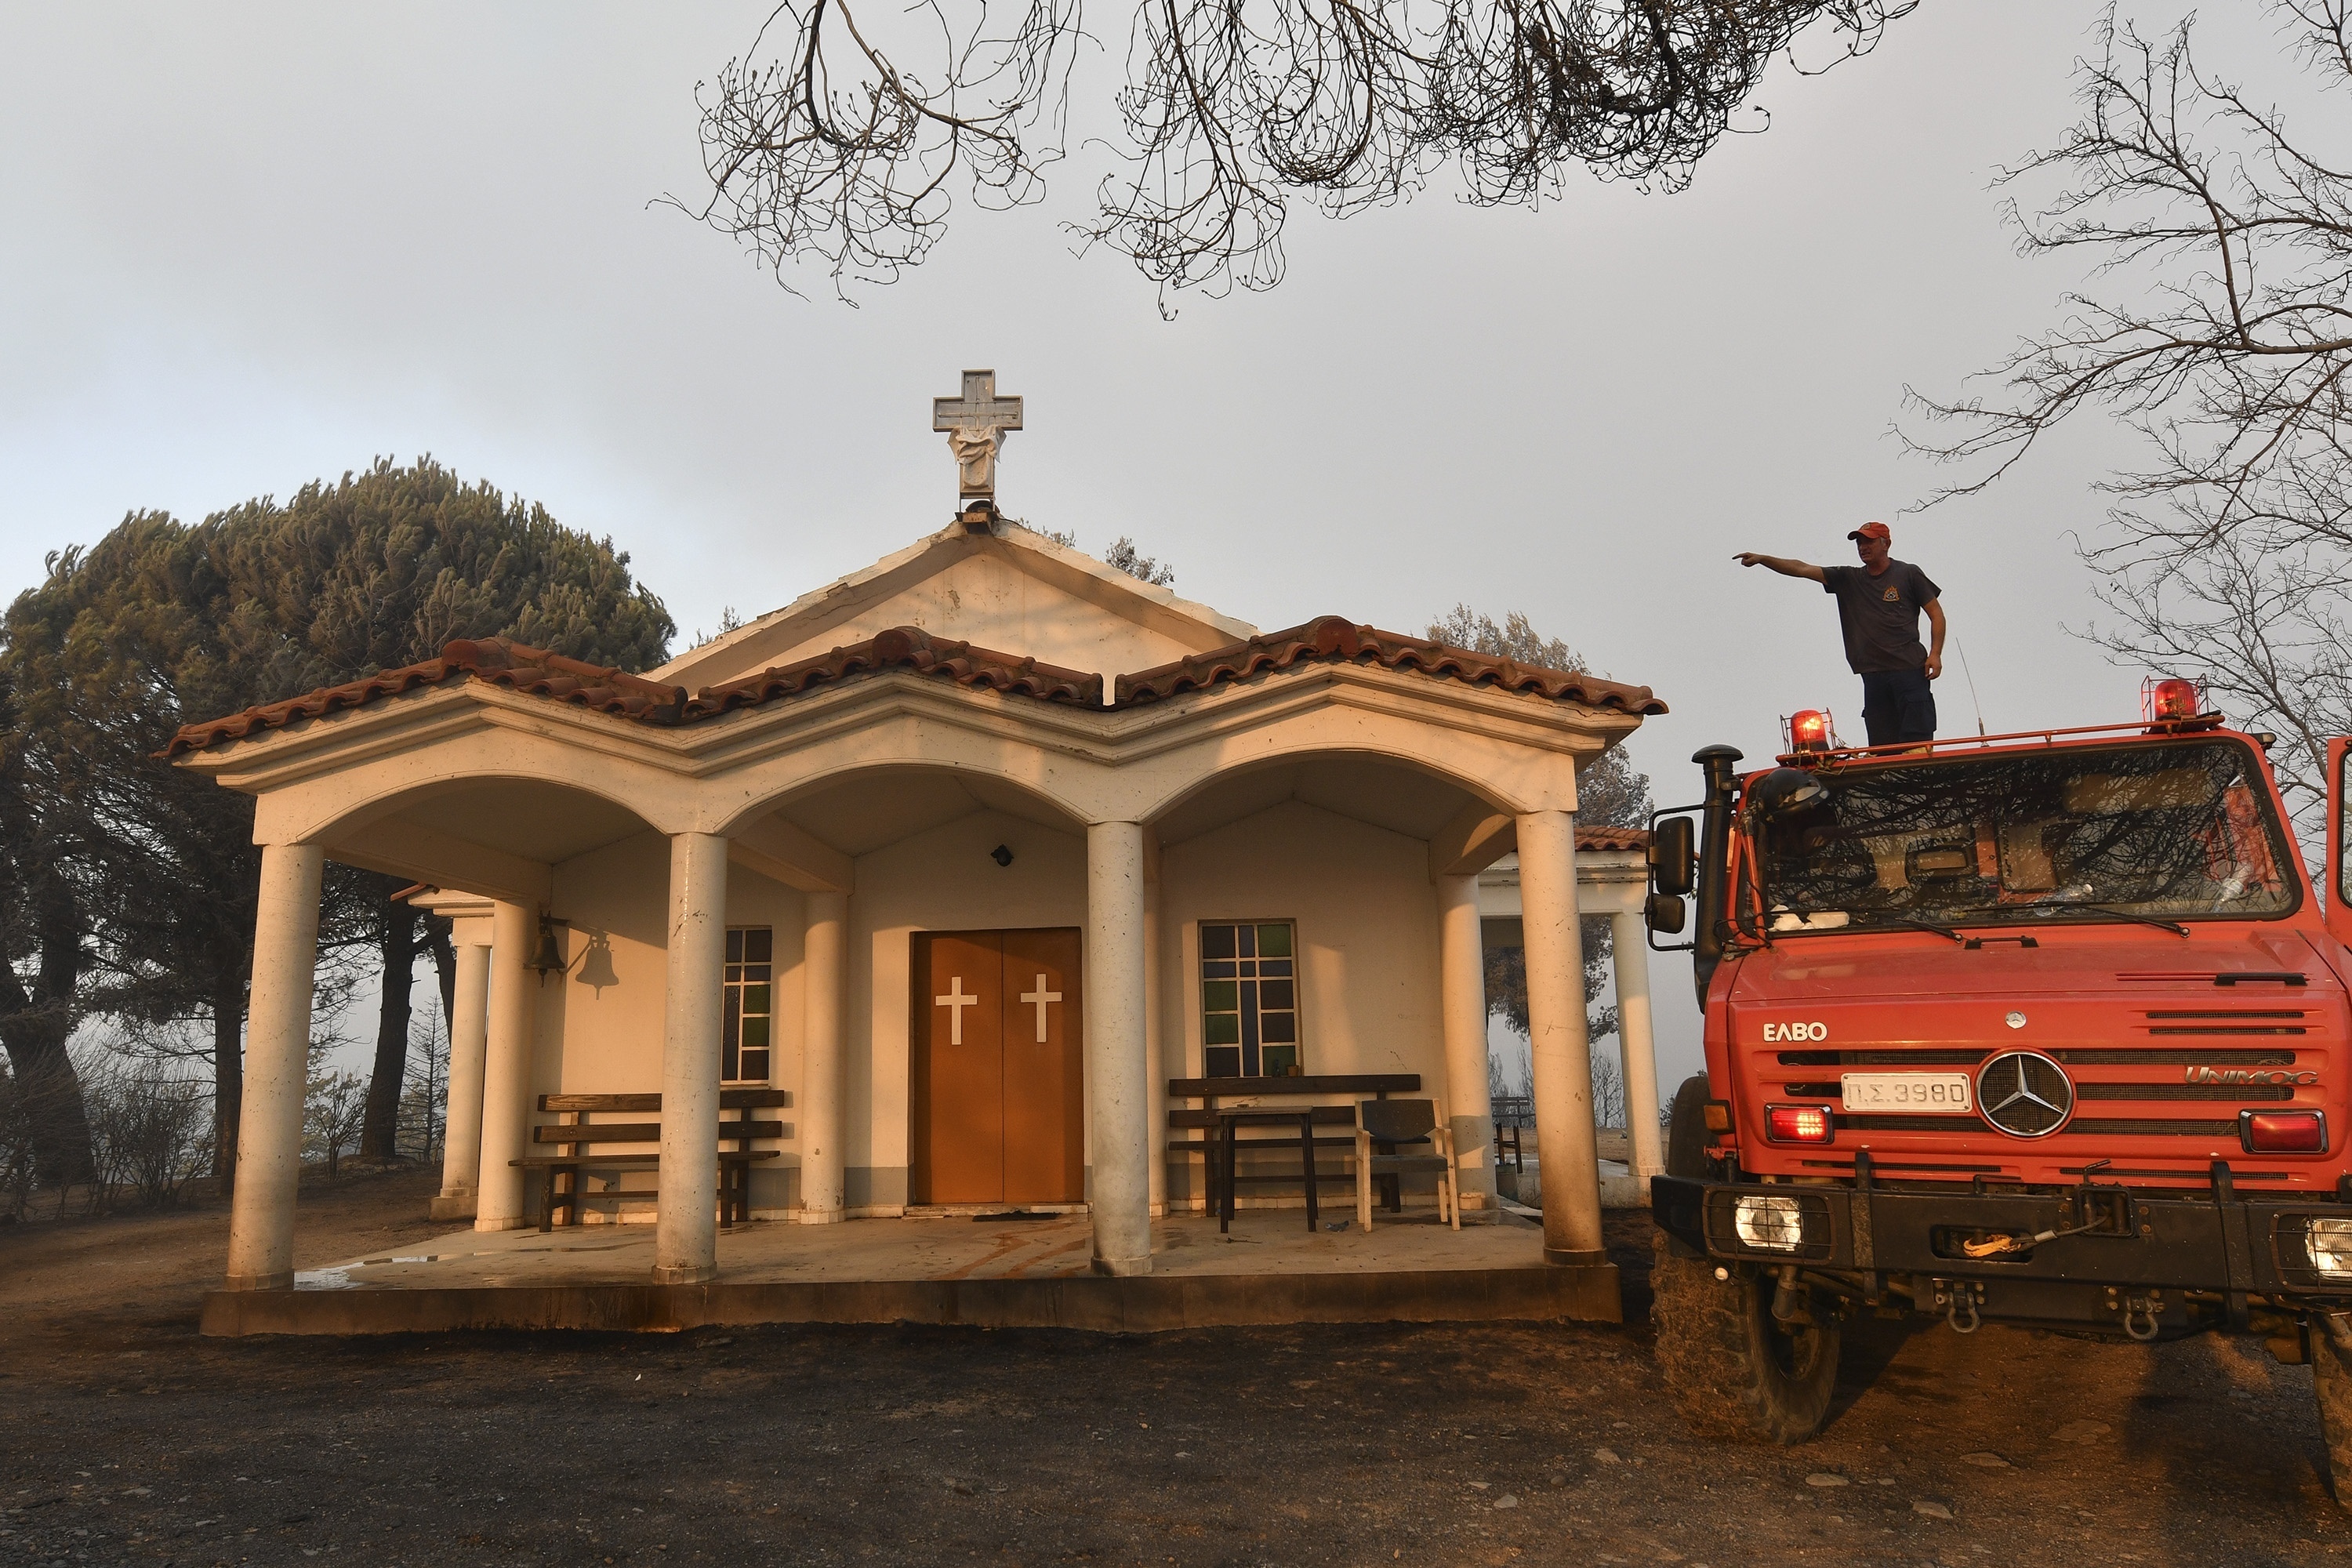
[1652,1235,1841,1443]
[1665,1075,1712,1180]
[2314,1316,2352,1507]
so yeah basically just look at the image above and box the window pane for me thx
[739,1048,769,1083]
[727,929,744,963]
[723,1007,739,1050]
[1202,918,1300,1078]
[723,1039,742,1080]
[745,927,773,963]
[741,1015,770,1051]
[744,984,771,1018]
[1206,1045,1242,1077]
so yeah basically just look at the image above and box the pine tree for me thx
[0,459,674,1192]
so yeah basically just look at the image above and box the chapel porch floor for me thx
[198,1206,1621,1335]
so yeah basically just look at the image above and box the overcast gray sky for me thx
[3,2,2282,1083]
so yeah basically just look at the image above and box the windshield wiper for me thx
[1854,913,1967,944]
[2043,901,2191,938]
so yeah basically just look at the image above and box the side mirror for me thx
[1650,815,1697,898]
[1646,891,1688,935]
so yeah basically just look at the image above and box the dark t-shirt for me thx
[1820,560,1940,673]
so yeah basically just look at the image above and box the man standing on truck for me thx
[1734,521,1947,746]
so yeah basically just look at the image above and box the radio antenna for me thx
[1955,636,1988,739]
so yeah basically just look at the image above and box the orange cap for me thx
[1847,521,1891,543]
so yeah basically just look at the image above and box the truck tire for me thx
[2315,1316,2352,1507]
[1652,1235,1841,1443]
[1665,1075,1712,1180]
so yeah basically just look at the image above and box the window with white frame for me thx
[1199,920,1299,1078]
[723,927,772,1083]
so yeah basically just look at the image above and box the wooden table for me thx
[1216,1109,1321,1234]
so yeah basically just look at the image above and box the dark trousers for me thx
[1859,666,1936,746]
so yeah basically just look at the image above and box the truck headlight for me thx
[1733,1194,1805,1252]
[2309,1218,2352,1277]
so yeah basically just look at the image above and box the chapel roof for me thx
[162,616,1663,758]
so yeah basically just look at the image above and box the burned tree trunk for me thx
[211,970,244,1197]
[359,890,416,1161]
[0,873,94,1190]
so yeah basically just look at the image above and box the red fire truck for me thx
[1644,681,2352,1486]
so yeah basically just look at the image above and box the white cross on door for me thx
[935,977,978,1045]
[1018,974,1062,1043]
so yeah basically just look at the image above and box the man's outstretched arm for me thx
[1733,553,1826,583]
[1924,597,1947,680]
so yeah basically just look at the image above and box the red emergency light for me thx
[2142,675,2203,723]
[1782,709,1838,753]
[2242,1109,2327,1154]
[1766,1104,1835,1143]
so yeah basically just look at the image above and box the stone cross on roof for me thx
[933,368,1022,503]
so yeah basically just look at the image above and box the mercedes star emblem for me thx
[1977,1051,2073,1138]
[2005,1011,2027,1029]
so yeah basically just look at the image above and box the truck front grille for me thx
[1768,1006,2328,1140]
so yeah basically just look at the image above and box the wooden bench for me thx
[514,1089,789,1232]
[1166,1074,1421,1216]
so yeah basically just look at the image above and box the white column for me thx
[795,889,848,1224]
[656,831,728,1284]
[1437,873,1497,1213]
[1085,820,1152,1276]
[1143,860,1167,1218]
[434,919,493,1217]
[1519,811,1606,1265]
[1611,908,1665,1189]
[223,842,325,1291]
[474,899,539,1232]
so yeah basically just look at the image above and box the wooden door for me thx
[1001,928,1083,1204]
[913,931,1005,1204]
[912,928,1083,1205]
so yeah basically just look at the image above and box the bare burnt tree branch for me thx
[676,0,1912,303]
[665,0,1084,300]
[1903,2,2352,840]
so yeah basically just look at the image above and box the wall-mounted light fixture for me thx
[990,844,1014,867]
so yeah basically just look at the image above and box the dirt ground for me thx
[2,1171,2347,1567]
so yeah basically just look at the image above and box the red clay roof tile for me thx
[1112,615,1668,713]
[682,626,1102,719]
[159,639,688,757]
[165,619,1662,757]
[1574,825,1651,851]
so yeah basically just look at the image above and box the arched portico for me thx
[178,550,1664,1301]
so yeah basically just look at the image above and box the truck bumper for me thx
[1650,1174,2352,1327]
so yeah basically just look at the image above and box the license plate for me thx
[1839,1072,1973,1112]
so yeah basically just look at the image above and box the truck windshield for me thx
[1748,738,2297,935]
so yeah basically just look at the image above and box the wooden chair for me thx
[1353,1098,1458,1232]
